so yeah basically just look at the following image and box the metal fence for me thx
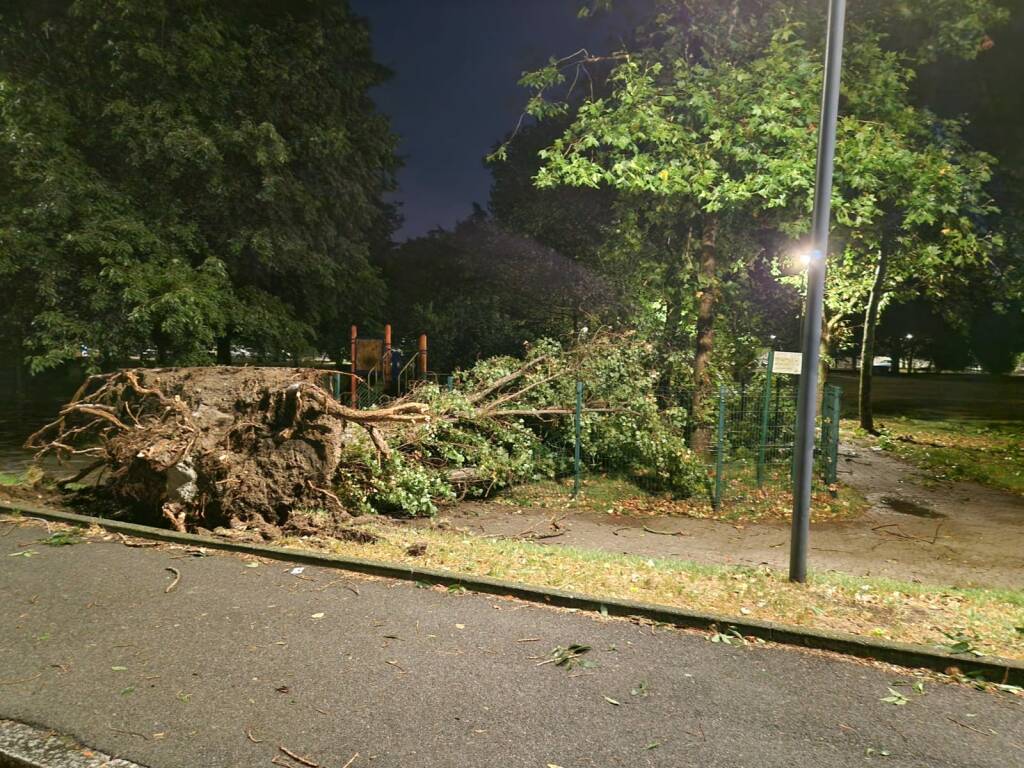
[330,365,842,511]
[710,378,842,508]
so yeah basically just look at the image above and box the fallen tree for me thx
[27,334,706,536]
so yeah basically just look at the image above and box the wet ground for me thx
[428,443,1024,590]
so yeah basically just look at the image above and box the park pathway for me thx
[437,444,1024,590]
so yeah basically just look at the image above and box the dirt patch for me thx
[415,444,1024,590]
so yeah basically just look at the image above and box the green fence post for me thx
[756,349,774,488]
[573,381,584,499]
[791,404,798,488]
[446,375,454,392]
[713,385,726,510]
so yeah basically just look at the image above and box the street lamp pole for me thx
[789,0,847,583]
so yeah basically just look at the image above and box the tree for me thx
[502,1,1007,444]
[381,215,616,372]
[0,0,397,371]
[970,302,1024,374]
[825,105,999,430]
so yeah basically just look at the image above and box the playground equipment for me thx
[346,325,429,407]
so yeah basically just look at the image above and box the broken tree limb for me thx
[465,354,551,405]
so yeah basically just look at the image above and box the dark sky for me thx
[349,0,622,241]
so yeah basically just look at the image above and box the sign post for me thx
[756,349,775,488]
[790,0,846,583]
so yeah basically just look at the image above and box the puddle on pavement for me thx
[880,495,945,518]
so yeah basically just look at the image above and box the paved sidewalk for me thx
[0,518,1021,767]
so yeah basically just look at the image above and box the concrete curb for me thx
[0,719,145,768]
[3,500,1022,686]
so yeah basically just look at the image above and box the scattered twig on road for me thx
[164,567,181,593]
[947,717,992,736]
[385,660,406,673]
[529,530,566,541]
[317,577,360,595]
[871,523,936,545]
[340,754,359,768]
[108,725,150,740]
[516,637,541,643]
[245,727,264,744]
[278,746,319,767]
[642,525,688,537]
[514,522,539,538]
[116,532,157,548]
[0,672,42,686]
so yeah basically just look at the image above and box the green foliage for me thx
[333,334,706,517]
[0,0,397,371]
[368,453,456,517]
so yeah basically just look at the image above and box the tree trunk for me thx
[818,314,840,410]
[858,248,887,433]
[658,227,693,406]
[216,334,232,365]
[689,214,719,453]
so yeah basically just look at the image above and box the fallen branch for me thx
[480,373,562,413]
[486,406,629,418]
[466,355,550,405]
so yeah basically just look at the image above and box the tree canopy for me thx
[0,0,398,371]
[489,0,1010,438]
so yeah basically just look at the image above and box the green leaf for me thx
[881,688,908,706]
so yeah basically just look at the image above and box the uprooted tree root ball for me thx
[27,335,707,537]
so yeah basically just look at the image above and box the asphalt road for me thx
[0,518,1021,768]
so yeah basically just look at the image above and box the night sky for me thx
[350,0,623,240]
